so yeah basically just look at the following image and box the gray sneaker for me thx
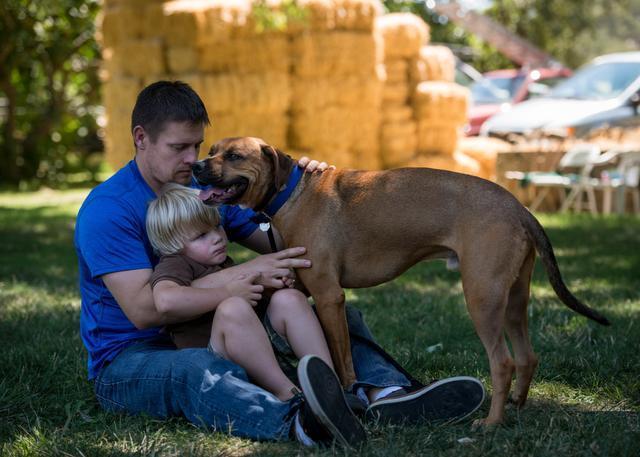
[297,355,367,448]
[365,376,485,425]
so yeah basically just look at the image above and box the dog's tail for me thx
[523,209,611,326]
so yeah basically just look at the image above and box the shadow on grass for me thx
[1,201,639,455]
[0,205,78,289]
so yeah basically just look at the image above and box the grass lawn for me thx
[1,188,639,456]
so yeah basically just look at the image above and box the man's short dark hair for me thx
[131,80,210,142]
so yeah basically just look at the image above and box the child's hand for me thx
[226,273,264,306]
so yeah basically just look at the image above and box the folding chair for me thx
[596,150,640,214]
[505,144,602,214]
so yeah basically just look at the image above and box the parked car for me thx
[481,52,640,139]
[465,66,572,135]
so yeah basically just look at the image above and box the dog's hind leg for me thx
[504,248,539,408]
[460,257,516,427]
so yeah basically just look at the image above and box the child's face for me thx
[181,225,228,266]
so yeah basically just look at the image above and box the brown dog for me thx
[193,136,610,427]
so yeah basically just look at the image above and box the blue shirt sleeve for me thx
[76,196,153,278]
[219,205,259,242]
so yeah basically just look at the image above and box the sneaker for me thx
[297,355,367,448]
[365,377,485,425]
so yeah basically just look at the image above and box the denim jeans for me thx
[94,306,411,441]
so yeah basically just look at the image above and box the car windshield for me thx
[470,79,511,105]
[548,61,640,100]
[486,75,526,98]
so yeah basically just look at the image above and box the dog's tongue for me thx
[198,187,224,202]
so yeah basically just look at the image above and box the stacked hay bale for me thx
[99,0,292,167]
[99,0,383,170]
[289,0,383,169]
[408,45,475,174]
[375,13,426,168]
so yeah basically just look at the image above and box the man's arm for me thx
[103,247,311,329]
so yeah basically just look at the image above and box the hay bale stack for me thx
[99,0,294,168]
[413,81,469,157]
[456,136,512,180]
[289,1,384,170]
[410,45,456,83]
[99,0,384,170]
[375,13,428,168]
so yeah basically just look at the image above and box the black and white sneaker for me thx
[296,355,366,448]
[365,376,485,425]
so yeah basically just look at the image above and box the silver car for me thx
[481,52,640,139]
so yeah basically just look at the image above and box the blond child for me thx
[145,183,335,401]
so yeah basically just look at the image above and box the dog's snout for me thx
[191,160,206,176]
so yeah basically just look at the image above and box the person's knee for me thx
[269,289,310,318]
[214,297,256,328]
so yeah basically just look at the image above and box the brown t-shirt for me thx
[150,253,235,289]
[151,253,235,349]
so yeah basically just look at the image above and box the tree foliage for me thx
[383,0,639,71]
[0,0,102,189]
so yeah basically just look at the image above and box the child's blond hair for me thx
[146,183,221,256]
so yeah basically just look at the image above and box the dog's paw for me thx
[471,417,501,431]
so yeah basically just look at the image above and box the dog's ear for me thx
[260,144,293,191]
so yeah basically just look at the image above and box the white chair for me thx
[505,144,602,214]
[595,150,640,214]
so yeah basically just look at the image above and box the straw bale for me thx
[382,105,413,124]
[161,1,210,47]
[382,83,409,104]
[413,81,469,126]
[208,111,289,150]
[456,136,512,180]
[410,45,455,83]
[292,31,379,78]
[201,72,290,115]
[167,46,199,74]
[380,121,417,167]
[384,59,409,83]
[198,35,290,74]
[406,151,482,177]
[376,13,429,60]
[416,124,459,156]
[290,107,380,169]
[103,77,143,117]
[111,39,165,79]
[295,0,382,32]
[291,76,382,112]
[99,4,165,46]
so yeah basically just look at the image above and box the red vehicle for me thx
[465,67,572,136]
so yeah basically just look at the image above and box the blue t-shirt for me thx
[74,160,258,379]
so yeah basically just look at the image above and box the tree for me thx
[0,0,102,188]
[382,0,639,71]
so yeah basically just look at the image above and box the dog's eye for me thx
[226,152,242,161]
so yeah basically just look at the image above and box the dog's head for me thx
[193,136,294,208]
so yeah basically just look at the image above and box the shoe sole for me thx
[366,376,486,425]
[298,356,366,448]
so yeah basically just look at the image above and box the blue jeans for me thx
[94,306,411,441]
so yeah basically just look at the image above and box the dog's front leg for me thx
[311,286,357,388]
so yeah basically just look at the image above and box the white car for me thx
[481,52,640,139]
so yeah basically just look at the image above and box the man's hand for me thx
[225,273,264,306]
[298,156,335,173]
[244,247,311,289]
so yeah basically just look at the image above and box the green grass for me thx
[1,189,639,456]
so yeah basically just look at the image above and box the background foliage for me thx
[0,0,102,189]
[0,0,638,188]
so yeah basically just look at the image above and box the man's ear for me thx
[260,144,292,190]
[132,125,146,150]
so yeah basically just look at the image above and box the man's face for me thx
[137,121,205,190]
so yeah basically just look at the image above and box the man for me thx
[75,80,485,447]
